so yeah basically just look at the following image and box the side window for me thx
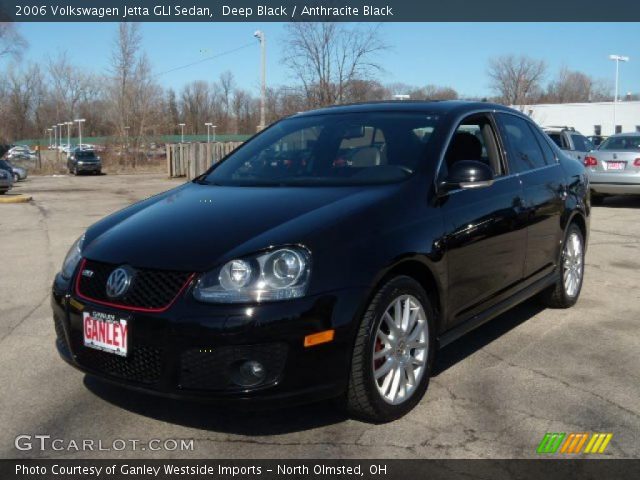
[531,126,557,165]
[497,114,547,173]
[547,133,564,149]
[443,114,503,177]
[571,134,590,152]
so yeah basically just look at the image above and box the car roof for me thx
[609,131,640,137]
[292,100,520,117]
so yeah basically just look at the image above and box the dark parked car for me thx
[52,101,590,422]
[67,149,102,175]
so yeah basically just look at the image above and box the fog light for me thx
[231,360,266,387]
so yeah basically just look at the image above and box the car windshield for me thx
[76,151,97,159]
[598,136,640,151]
[203,112,441,186]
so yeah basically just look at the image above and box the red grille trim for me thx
[74,258,195,313]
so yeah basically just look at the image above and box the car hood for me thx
[83,181,398,272]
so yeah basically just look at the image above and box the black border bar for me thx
[2,0,640,22]
[4,459,640,480]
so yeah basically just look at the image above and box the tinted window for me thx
[76,151,97,159]
[599,136,640,151]
[571,134,591,152]
[497,114,547,173]
[204,113,441,186]
[547,133,564,148]
[444,116,503,176]
[532,128,557,164]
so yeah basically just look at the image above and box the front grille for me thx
[77,259,192,310]
[179,343,288,391]
[71,332,162,384]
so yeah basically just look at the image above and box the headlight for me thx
[193,247,311,303]
[61,234,85,280]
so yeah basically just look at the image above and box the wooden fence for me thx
[166,142,243,179]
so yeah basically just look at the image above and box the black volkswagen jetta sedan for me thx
[52,101,589,422]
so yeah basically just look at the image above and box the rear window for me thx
[571,134,592,152]
[599,136,640,151]
[76,151,97,159]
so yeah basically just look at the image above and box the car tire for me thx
[541,223,585,309]
[345,275,436,423]
[13,173,19,183]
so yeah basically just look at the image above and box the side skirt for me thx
[437,272,558,349]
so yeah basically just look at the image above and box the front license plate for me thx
[606,161,626,170]
[83,310,129,357]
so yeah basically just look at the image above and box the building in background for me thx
[516,101,640,136]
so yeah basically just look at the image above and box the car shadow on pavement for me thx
[83,376,347,434]
[597,196,640,208]
[432,297,545,376]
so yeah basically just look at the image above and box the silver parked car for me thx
[0,168,12,194]
[4,160,27,182]
[584,132,640,204]
[543,126,594,163]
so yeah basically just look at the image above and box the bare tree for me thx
[109,23,142,138]
[283,23,387,107]
[180,80,214,135]
[545,67,593,103]
[488,55,546,105]
[3,64,44,140]
[0,23,27,60]
[48,51,97,122]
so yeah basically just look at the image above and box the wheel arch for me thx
[368,258,444,333]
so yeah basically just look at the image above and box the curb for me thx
[0,194,33,204]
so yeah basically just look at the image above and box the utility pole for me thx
[254,30,266,131]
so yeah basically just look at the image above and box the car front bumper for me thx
[588,171,640,195]
[51,272,365,405]
[76,163,101,172]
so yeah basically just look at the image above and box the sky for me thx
[8,22,640,99]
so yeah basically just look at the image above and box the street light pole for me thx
[52,126,57,150]
[47,128,52,148]
[66,122,72,150]
[58,124,64,149]
[254,30,266,131]
[212,125,217,143]
[178,123,185,143]
[205,122,212,143]
[609,54,630,134]
[74,119,86,149]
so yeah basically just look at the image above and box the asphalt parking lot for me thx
[0,173,638,459]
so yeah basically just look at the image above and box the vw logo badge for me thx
[106,267,133,299]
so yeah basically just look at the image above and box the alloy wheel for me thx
[372,294,428,405]
[563,231,583,297]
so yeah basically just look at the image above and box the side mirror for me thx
[439,160,494,194]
